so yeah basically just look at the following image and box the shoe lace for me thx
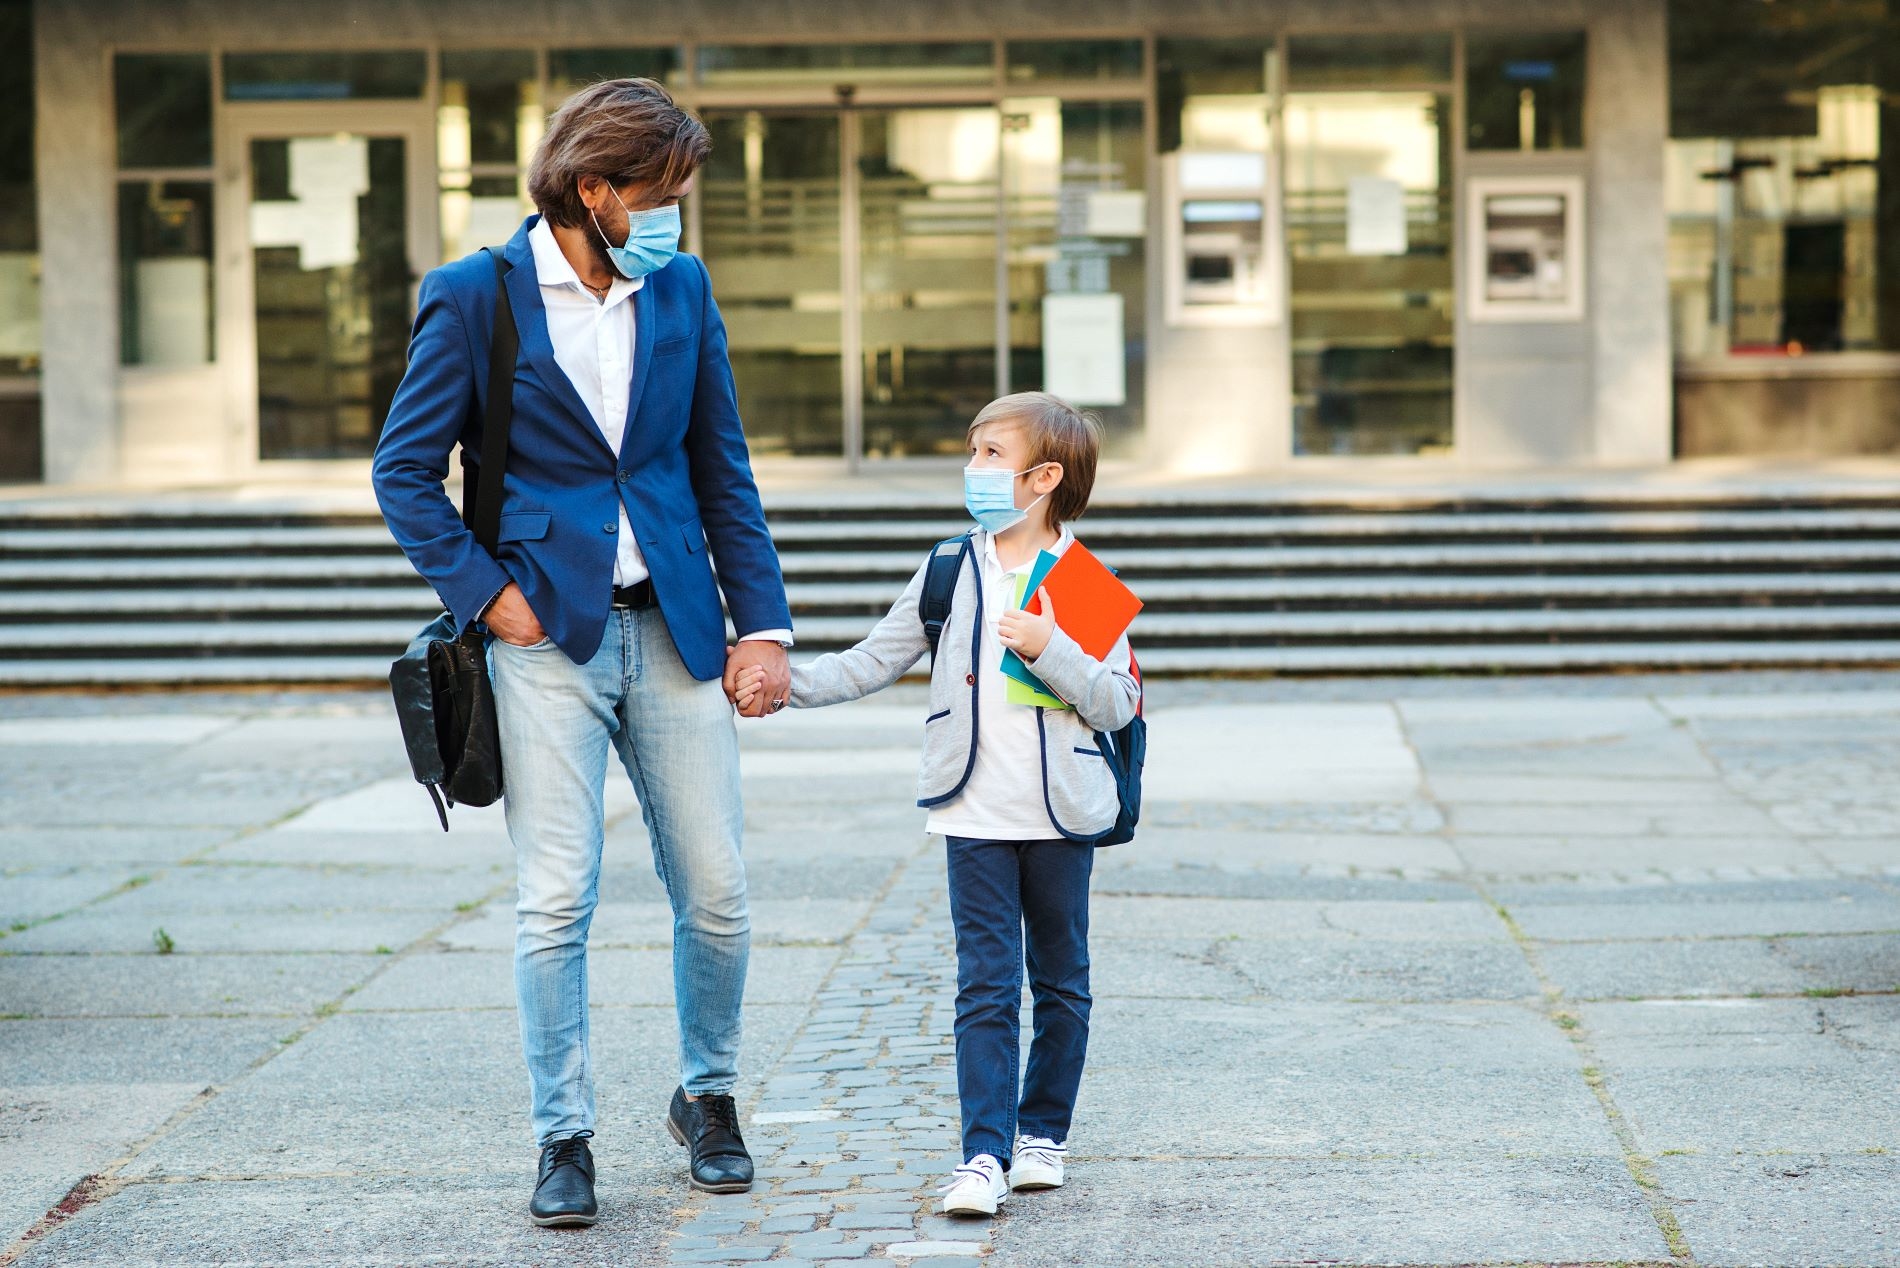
[697,1094,740,1135]
[544,1130,593,1175]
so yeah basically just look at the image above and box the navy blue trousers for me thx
[944,835,1095,1165]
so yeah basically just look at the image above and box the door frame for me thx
[215,101,438,479]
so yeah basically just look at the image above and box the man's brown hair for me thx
[527,78,711,229]
[966,392,1103,526]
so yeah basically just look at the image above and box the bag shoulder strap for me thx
[468,248,518,555]
[919,533,972,662]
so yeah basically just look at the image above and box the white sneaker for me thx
[939,1154,1009,1216]
[1009,1136,1067,1191]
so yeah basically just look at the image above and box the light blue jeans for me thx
[490,605,749,1148]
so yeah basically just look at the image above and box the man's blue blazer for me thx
[371,215,791,682]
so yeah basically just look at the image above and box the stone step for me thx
[3,604,1898,662]
[4,638,1899,686]
[8,571,1900,624]
[8,538,1900,594]
[6,506,1900,559]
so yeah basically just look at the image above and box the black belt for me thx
[611,579,656,609]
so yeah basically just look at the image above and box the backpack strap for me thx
[919,534,973,663]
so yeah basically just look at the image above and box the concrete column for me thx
[33,3,118,485]
[1587,0,1674,464]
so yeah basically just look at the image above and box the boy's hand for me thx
[997,586,1057,661]
[730,663,770,715]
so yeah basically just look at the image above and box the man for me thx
[371,78,794,1228]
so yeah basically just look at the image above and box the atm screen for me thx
[1187,254,1235,282]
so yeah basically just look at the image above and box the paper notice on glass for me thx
[135,258,211,366]
[1085,189,1147,238]
[295,196,360,270]
[289,135,370,201]
[465,197,526,248]
[1346,175,1407,256]
[1041,292,1125,407]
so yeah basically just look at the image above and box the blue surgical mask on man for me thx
[963,462,1051,535]
[592,185,680,280]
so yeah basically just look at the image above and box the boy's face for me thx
[967,420,1062,513]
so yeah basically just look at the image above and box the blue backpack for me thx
[918,534,1146,846]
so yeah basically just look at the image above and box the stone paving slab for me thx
[980,1157,1672,1266]
[3,672,1899,1267]
[1652,1153,1899,1266]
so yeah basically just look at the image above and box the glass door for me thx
[852,106,1000,459]
[698,110,844,458]
[697,103,1000,463]
[1284,35,1456,457]
[222,105,433,466]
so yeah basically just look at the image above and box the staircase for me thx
[3,489,1900,684]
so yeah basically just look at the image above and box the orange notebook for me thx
[1025,541,1143,660]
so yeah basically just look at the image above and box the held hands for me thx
[997,586,1057,661]
[723,640,790,718]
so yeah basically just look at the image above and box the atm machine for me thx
[1161,149,1280,327]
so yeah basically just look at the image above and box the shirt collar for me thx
[528,216,642,308]
[977,522,1074,574]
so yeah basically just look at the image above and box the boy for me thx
[731,392,1139,1217]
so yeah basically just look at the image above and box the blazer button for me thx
[617,470,629,483]
[965,673,976,686]
[603,522,616,534]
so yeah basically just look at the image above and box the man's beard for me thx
[587,213,627,280]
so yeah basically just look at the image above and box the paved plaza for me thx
[1,670,1897,1267]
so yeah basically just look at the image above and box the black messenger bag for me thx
[389,247,519,831]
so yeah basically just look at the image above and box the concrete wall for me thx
[34,0,1677,483]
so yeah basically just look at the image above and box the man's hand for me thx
[724,640,790,718]
[483,583,546,647]
[997,586,1058,661]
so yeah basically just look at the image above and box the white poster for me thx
[250,194,360,271]
[1346,175,1407,256]
[1041,292,1125,407]
[1085,189,1147,238]
[134,258,211,366]
[288,135,370,201]
[465,196,527,249]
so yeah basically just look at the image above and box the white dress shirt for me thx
[528,219,788,646]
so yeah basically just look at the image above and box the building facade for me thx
[1,0,1893,487]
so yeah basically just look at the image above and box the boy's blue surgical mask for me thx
[963,462,1051,535]
[592,185,680,280]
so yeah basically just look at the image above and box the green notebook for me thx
[1002,569,1068,709]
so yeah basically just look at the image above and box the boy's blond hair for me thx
[966,392,1102,525]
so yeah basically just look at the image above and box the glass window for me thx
[696,42,994,89]
[1285,34,1453,90]
[1157,39,1275,154]
[547,47,680,99]
[1004,99,1147,456]
[1465,32,1585,151]
[1667,0,1900,358]
[114,54,213,169]
[223,51,426,101]
[118,180,214,367]
[1006,40,1143,85]
[439,51,539,260]
[0,0,39,381]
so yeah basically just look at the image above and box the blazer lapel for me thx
[501,223,618,463]
[619,278,658,463]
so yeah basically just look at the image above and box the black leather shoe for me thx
[666,1086,754,1193]
[529,1131,598,1227]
